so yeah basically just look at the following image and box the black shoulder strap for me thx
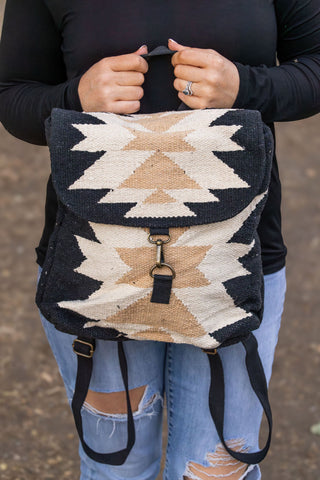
[71,332,270,465]
[71,337,135,465]
[205,332,272,464]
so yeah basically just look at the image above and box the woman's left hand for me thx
[168,38,240,109]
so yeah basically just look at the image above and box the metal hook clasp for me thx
[150,262,176,279]
[155,239,163,267]
[148,233,171,244]
[148,233,175,278]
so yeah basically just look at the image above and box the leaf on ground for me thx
[310,423,320,435]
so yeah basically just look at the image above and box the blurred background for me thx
[0,1,319,479]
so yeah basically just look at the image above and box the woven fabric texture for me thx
[36,108,273,349]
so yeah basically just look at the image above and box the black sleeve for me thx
[233,0,320,123]
[0,0,82,145]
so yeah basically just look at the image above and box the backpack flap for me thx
[48,107,272,228]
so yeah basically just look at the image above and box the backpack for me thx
[36,47,274,466]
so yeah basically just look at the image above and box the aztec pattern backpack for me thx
[36,47,274,467]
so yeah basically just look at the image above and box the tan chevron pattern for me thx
[58,193,266,349]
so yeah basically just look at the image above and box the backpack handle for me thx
[141,45,191,112]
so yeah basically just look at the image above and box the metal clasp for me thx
[148,233,171,245]
[72,339,95,358]
[150,262,176,279]
[201,348,218,355]
[156,239,163,267]
[148,233,176,279]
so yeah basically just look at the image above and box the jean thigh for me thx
[39,310,166,399]
[164,267,286,480]
[37,266,167,480]
[219,266,287,443]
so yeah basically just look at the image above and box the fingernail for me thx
[169,38,178,43]
[138,44,148,49]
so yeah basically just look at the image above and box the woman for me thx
[0,1,319,479]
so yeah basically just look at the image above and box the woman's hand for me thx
[78,45,149,114]
[168,38,239,109]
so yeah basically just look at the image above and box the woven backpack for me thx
[36,47,274,467]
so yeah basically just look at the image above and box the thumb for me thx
[168,38,187,51]
[134,44,148,55]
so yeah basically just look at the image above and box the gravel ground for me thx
[0,2,320,479]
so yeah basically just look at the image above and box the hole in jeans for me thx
[84,385,147,415]
[77,385,163,439]
[183,438,255,480]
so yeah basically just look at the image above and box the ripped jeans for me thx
[37,265,286,480]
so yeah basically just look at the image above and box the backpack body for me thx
[36,105,274,466]
[36,107,272,350]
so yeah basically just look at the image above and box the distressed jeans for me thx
[37,265,286,480]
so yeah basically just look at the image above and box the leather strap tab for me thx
[149,227,170,236]
[150,274,173,304]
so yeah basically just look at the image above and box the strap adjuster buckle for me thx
[202,348,218,355]
[72,339,95,358]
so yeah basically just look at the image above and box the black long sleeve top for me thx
[1,0,320,274]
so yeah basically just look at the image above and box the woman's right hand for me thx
[78,45,149,114]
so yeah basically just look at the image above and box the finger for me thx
[109,53,149,74]
[173,78,200,97]
[133,44,148,55]
[173,64,203,82]
[111,100,141,114]
[172,48,215,68]
[115,71,145,86]
[112,85,144,102]
[168,38,187,52]
[177,91,207,109]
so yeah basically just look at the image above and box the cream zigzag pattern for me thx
[68,110,249,218]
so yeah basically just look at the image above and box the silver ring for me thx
[182,81,193,96]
